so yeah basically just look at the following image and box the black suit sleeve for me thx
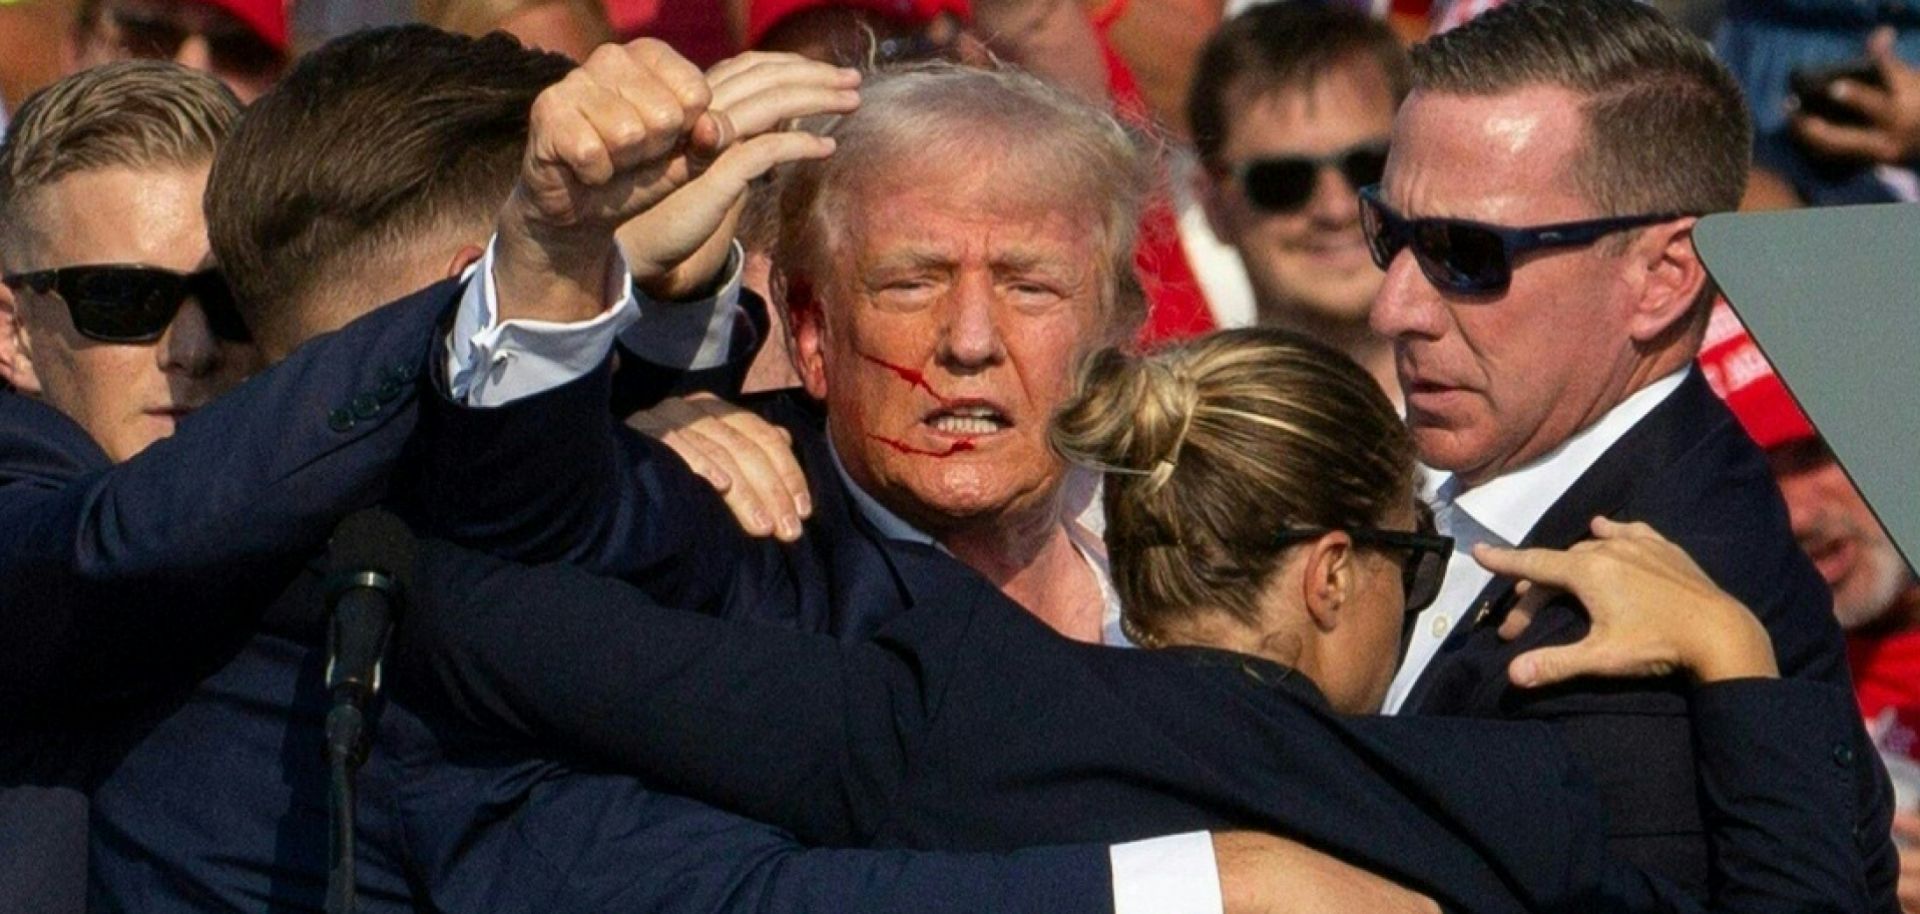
[440,771,1120,914]
[401,538,960,847]
[0,282,453,716]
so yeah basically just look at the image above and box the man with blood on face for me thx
[773,66,1149,640]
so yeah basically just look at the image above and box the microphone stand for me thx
[322,515,408,914]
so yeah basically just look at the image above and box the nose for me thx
[157,300,224,379]
[937,275,1005,371]
[1368,247,1447,342]
[1773,472,1823,541]
[172,34,213,72]
[1306,165,1362,226]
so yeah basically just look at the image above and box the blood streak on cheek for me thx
[856,351,975,458]
[857,351,954,405]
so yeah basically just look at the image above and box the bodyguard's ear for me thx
[0,281,43,394]
[1626,217,1707,344]
[444,243,487,280]
[1298,532,1356,633]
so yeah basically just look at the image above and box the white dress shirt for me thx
[448,244,1226,914]
[1381,369,1691,714]
[445,237,747,406]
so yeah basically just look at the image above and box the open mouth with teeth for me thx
[926,404,1011,437]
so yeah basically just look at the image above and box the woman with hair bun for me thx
[405,328,1861,914]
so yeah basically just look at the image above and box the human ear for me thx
[1626,217,1707,344]
[1299,532,1356,633]
[0,282,43,394]
[786,273,831,401]
[444,243,487,280]
[1196,165,1237,243]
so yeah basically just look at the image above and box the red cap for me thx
[746,0,970,49]
[1699,300,1817,451]
[191,0,289,54]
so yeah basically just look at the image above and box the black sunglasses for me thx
[1357,184,1686,295]
[1232,143,1389,214]
[110,8,284,77]
[1273,504,1453,613]
[3,265,252,344]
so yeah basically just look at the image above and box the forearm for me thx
[415,244,756,574]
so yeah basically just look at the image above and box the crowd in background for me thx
[0,0,1916,913]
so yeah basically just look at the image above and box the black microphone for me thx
[321,508,414,914]
[323,508,414,759]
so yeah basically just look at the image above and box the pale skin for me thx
[490,40,852,329]
[1480,517,1778,687]
[0,165,257,463]
[790,156,1116,641]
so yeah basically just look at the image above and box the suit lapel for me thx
[1403,373,1729,709]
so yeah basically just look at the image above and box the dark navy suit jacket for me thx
[1,282,1103,914]
[1402,371,1897,907]
[0,278,446,914]
[399,384,1870,914]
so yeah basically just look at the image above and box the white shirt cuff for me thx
[1110,832,1224,914]
[446,235,640,407]
[616,240,748,372]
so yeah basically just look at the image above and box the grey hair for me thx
[769,61,1157,341]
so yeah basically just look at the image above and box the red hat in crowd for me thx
[746,0,972,49]
[191,0,290,54]
[1699,300,1818,451]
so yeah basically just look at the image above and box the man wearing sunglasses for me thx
[1189,3,1407,399]
[1363,0,1893,906]
[69,0,289,103]
[0,59,255,914]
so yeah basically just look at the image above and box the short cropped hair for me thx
[772,62,1155,340]
[1188,3,1409,167]
[1411,0,1750,218]
[0,61,237,265]
[205,25,572,343]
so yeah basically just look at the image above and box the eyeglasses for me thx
[1231,143,1389,214]
[1273,504,1453,612]
[3,265,252,344]
[1357,184,1686,295]
[109,7,284,78]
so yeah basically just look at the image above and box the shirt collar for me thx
[1430,368,1690,546]
[826,435,940,549]
[827,436,1135,646]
